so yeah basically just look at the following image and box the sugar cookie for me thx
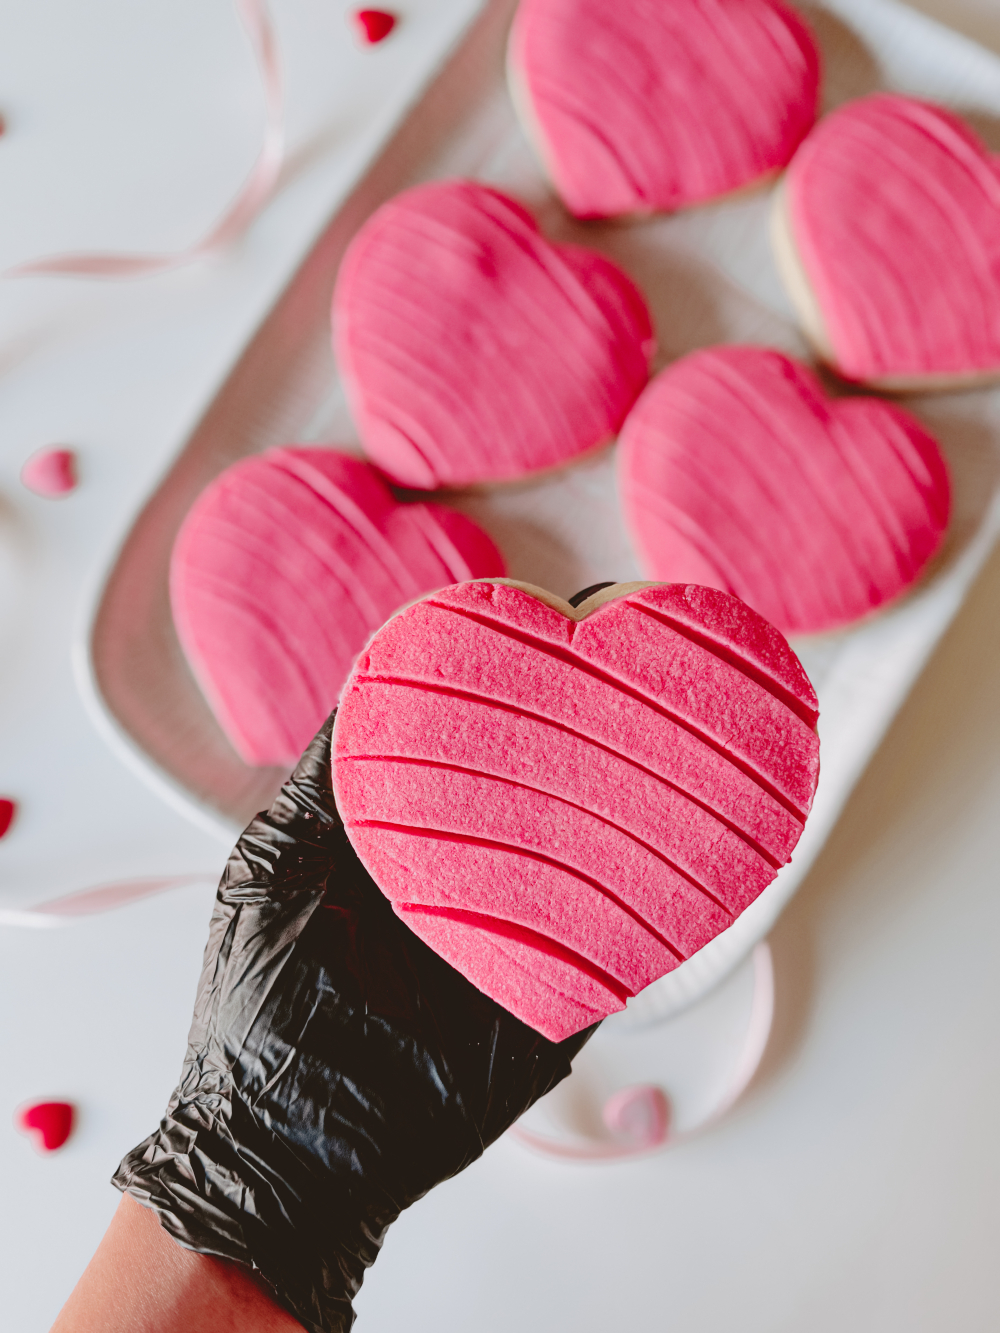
[618,346,950,635]
[332,579,820,1039]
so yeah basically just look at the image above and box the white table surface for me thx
[1,2,998,1329]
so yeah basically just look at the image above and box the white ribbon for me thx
[509,941,775,1160]
[0,875,214,928]
[3,0,283,280]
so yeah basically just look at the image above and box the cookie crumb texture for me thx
[333,580,819,1040]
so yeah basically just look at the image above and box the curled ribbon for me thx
[3,0,283,280]
[0,875,214,927]
[509,941,775,1161]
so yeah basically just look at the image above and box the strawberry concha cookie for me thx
[507,0,821,219]
[332,578,820,1041]
[618,346,951,636]
[333,180,654,489]
[773,93,1000,390]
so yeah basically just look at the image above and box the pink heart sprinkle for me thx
[333,580,819,1040]
[20,447,77,498]
[0,799,14,839]
[18,1101,74,1153]
[603,1085,669,1147]
[353,9,396,44]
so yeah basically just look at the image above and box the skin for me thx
[51,1195,303,1333]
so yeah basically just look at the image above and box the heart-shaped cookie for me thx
[774,94,1000,388]
[618,347,950,636]
[332,579,819,1040]
[170,448,504,767]
[332,180,654,488]
[508,0,820,219]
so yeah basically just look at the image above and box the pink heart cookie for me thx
[332,579,819,1040]
[618,347,950,636]
[775,94,1000,387]
[170,448,504,767]
[508,0,820,219]
[332,180,654,489]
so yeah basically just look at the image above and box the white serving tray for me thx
[80,0,1000,1021]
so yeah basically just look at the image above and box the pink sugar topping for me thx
[333,580,819,1040]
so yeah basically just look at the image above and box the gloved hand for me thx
[113,712,594,1333]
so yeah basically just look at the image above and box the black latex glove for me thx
[113,712,595,1333]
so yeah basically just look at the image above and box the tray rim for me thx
[74,0,1000,1015]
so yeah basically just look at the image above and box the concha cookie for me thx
[773,93,1000,390]
[170,448,504,767]
[332,578,820,1041]
[332,180,654,489]
[618,346,950,636]
[507,0,820,219]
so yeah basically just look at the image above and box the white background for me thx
[0,1,998,1329]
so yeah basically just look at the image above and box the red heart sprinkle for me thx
[603,1085,669,1147]
[18,1102,75,1152]
[0,799,14,838]
[618,346,951,635]
[354,9,397,44]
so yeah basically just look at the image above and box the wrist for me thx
[51,1195,302,1333]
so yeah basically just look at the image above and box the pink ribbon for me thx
[0,875,213,927]
[509,941,775,1161]
[4,0,283,280]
